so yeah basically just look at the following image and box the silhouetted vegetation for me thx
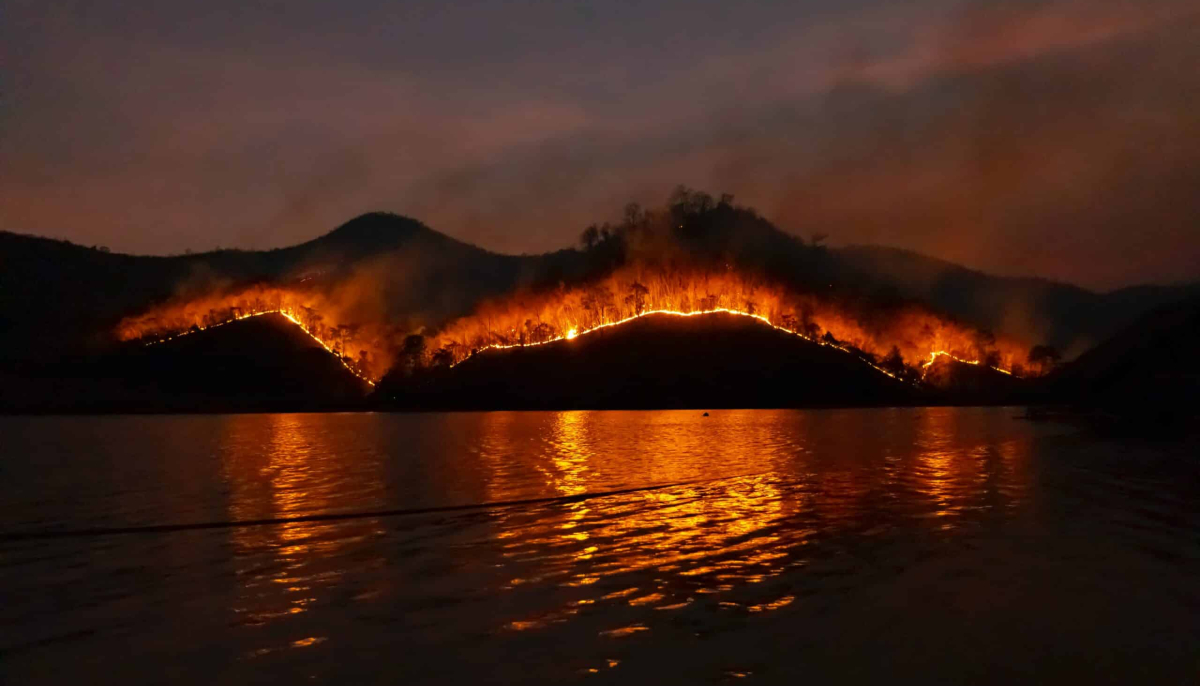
[378,312,919,411]
[1028,344,1062,374]
[3,188,1197,413]
[0,313,369,413]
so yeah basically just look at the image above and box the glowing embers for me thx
[920,350,1013,378]
[144,309,376,386]
[459,307,915,385]
[427,266,1031,382]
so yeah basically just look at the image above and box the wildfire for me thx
[469,306,913,383]
[149,309,375,386]
[426,265,1031,383]
[920,351,1014,378]
[116,265,1033,389]
[117,285,387,385]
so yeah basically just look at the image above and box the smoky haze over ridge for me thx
[2,0,1199,290]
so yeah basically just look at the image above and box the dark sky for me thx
[3,0,1198,290]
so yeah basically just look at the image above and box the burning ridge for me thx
[115,189,1062,392]
[117,285,387,385]
[418,264,1035,386]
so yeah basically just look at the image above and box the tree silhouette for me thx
[582,285,615,326]
[357,350,371,377]
[1028,344,1061,374]
[532,321,556,343]
[580,225,600,251]
[401,334,426,372]
[972,329,997,360]
[625,281,650,315]
[431,347,455,368]
[882,346,906,376]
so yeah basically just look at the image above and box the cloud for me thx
[1,0,1197,289]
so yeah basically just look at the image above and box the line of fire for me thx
[115,266,1057,390]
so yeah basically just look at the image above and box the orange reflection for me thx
[219,414,385,655]
[479,408,1033,637]
[912,407,1029,525]
[483,411,798,633]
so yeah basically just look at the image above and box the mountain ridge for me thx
[4,209,1196,365]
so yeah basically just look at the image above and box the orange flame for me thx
[115,265,1032,386]
[427,266,1029,380]
[116,285,388,384]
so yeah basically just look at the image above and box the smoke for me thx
[6,0,1197,290]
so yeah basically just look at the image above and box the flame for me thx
[463,307,913,382]
[152,309,375,386]
[116,265,1031,387]
[427,266,1029,382]
[117,286,383,385]
[920,350,1014,378]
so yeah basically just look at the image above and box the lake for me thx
[1,408,1197,683]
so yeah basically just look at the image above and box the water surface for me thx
[2,409,1197,683]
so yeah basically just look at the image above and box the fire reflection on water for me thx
[204,408,1032,667]
[481,411,802,631]
[478,408,1031,635]
[219,414,386,655]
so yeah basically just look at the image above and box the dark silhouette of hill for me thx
[0,313,369,413]
[4,191,1194,396]
[0,213,562,361]
[1051,297,1200,421]
[378,312,920,411]
[834,245,1200,356]
[920,356,1027,403]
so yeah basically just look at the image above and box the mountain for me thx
[1051,297,1200,420]
[0,313,369,413]
[379,312,919,410]
[833,245,1200,357]
[0,213,568,361]
[920,355,1026,402]
[3,201,1194,382]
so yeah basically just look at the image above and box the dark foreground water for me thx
[1,408,1197,684]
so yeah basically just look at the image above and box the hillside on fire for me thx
[2,187,1197,413]
[0,314,369,414]
[381,312,929,410]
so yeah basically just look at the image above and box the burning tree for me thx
[624,281,649,315]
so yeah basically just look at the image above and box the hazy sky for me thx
[3,0,1198,290]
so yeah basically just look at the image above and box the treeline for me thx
[115,284,394,381]
[573,186,830,281]
[376,189,1067,393]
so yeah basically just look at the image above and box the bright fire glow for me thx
[921,350,1014,378]
[151,309,375,386]
[121,291,380,385]
[116,266,1031,386]
[427,267,1029,382]
[449,306,934,383]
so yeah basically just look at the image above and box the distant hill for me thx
[1051,297,1200,419]
[833,245,1200,357]
[0,313,369,413]
[379,312,919,410]
[920,355,1026,402]
[0,213,567,361]
[4,203,1194,380]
